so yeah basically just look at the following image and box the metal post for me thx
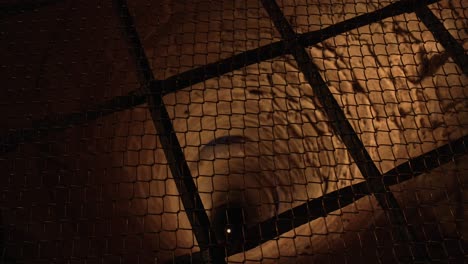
[112,1,225,262]
[259,0,429,261]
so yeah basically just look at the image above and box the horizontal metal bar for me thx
[157,41,288,95]
[0,90,146,154]
[159,0,442,95]
[382,136,467,184]
[225,135,467,255]
[0,40,287,154]
[299,0,440,46]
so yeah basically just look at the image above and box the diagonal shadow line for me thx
[0,0,441,154]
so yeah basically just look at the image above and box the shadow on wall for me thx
[0,0,467,263]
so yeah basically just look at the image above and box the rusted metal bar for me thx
[112,0,224,263]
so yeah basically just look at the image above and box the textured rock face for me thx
[121,0,467,263]
[107,1,468,263]
[1,0,466,263]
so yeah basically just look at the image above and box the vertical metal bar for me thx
[259,0,428,261]
[112,1,225,263]
[414,5,468,75]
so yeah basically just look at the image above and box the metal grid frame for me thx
[1,0,467,263]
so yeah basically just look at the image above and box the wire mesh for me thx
[1,0,467,263]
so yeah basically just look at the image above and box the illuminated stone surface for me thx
[0,0,466,263]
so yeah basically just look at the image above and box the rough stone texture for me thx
[0,0,466,263]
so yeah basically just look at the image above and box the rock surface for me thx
[0,0,466,263]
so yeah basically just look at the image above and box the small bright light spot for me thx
[226,228,232,234]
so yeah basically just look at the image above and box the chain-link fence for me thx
[1,0,467,263]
